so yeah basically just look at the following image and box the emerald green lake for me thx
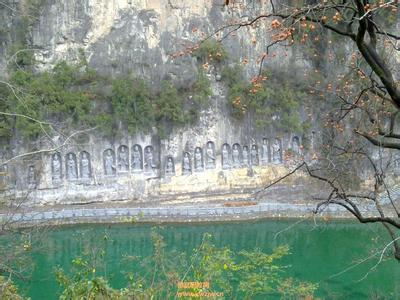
[14,220,400,299]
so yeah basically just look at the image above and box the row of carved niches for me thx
[2,136,305,188]
[51,151,93,184]
[164,138,295,176]
[37,137,301,185]
[50,145,157,184]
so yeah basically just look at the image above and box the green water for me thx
[14,220,400,299]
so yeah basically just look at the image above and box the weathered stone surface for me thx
[0,0,313,81]
[0,0,370,207]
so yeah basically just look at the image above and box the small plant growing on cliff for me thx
[155,81,185,125]
[111,77,154,135]
[184,69,213,124]
[7,42,35,70]
[221,64,245,87]
[221,65,249,118]
[221,64,304,132]
[250,83,303,133]
[192,69,212,108]
[2,61,93,139]
[194,39,228,64]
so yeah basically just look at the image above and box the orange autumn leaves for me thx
[171,16,292,70]
[270,18,294,43]
[250,75,267,94]
[231,75,268,116]
[231,96,247,114]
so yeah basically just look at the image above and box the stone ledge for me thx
[1,201,386,227]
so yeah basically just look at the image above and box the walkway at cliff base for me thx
[2,183,399,225]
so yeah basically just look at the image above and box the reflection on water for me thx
[17,220,400,299]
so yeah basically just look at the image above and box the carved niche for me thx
[66,153,78,180]
[0,153,9,189]
[80,151,92,179]
[165,156,175,176]
[250,144,259,166]
[311,131,317,151]
[0,163,10,190]
[205,141,216,169]
[182,152,192,175]
[232,143,241,168]
[131,144,143,172]
[144,146,156,174]
[292,136,301,155]
[52,153,62,183]
[104,149,116,176]
[194,147,204,172]
[27,165,36,186]
[272,138,283,163]
[242,146,249,167]
[118,145,129,172]
[261,138,269,164]
[221,143,231,169]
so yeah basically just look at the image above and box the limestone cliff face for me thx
[2,0,313,82]
[0,0,328,204]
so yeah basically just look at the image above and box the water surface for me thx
[16,219,400,299]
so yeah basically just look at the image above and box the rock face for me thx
[1,0,309,80]
[6,134,309,205]
[0,0,331,205]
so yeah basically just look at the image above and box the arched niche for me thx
[27,165,36,185]
[194,147,204,172]
[221,143,231,169]
[292,136,301,155]
[52,153,62,182]
[165,156,175,176]
[118,145,129,172]
[103,149,116,176]
[205,141,216,169]
[232,143,241,168]
[131,144,143,172]
[242,145,250,167]
[65,152,78,180]
[261,138,270,164]
[250,144,259,166]
[272,138,283,163]
[182,152,192,175]
[79,151,92,179]
[144,145,155,173]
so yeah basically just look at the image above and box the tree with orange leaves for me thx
[215,0,400,260]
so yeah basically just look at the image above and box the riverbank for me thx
[0,169,400,226]
[1,199,384,227]
[2,179,399,226]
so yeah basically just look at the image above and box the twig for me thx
[357,236,400,281]
[254,162,306,197]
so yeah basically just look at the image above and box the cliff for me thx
[0,0,377,205]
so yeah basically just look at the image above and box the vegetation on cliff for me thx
[0,53,213,140]
[1,36,310,143]
[221,64,307,133]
